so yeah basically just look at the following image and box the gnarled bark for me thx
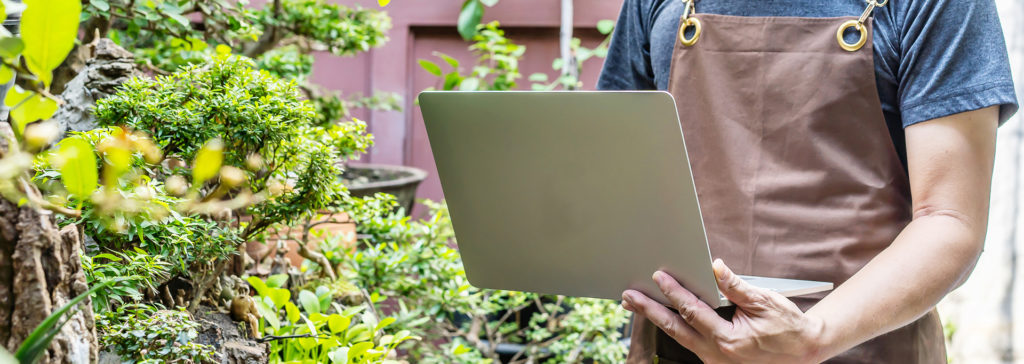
[0,122,97,363]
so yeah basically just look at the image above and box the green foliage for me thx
[420,21,524,92]
[344,202,630,363]
[94,55,372,234]
[255,0,391,57]
[83,0,259,62]
[82,248,171,312]
[245,276,418,363]
[530,21,615,91]
[256,46,314,83]
[457,0,499,40]
[97,305,218,364]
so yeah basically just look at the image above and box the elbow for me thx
[911,205,986,286]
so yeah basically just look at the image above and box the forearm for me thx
[805,106,997,361]
[806,212,983,360]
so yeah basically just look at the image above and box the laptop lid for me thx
[418,90,723,307]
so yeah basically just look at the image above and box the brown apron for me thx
[628,4,947,363]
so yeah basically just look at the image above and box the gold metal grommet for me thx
[678,17,702,47]
[836,20,867,52]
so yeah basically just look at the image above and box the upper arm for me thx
[894,0,1017,127]
[596,0,657,90]
[905,107,998,239]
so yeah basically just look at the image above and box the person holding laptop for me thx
[598,0,1018,362]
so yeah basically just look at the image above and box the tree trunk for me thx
[559,0,578,90]
[0,122,98,363]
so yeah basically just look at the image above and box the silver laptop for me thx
[418,91,833,308]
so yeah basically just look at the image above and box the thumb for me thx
[713,259,767,308]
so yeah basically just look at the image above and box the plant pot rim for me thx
[340,162,428,189]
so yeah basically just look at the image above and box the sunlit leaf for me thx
[298,290,320,315]
[56,137,98,201]
[22,0,81,87]
[0,66,12,84]
[436,52,459,68]
[597,19,616,35]
[192,138,223,186]
[285,302,300,324]
[269,288,290,308]
[246,276,270,298]
[418,59,441,76]
[377,0,390,6]
[265,274,288,288]
[5,87,57,134]
[327,314,350,334]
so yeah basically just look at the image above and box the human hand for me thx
[621,259,827,364]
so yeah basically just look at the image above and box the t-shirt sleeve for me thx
[896,0,1018,126]
[597,0,657,90]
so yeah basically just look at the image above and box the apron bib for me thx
[628,3,946,363]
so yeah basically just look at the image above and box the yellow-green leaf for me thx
[192,138,223,185]
[0,65,13,84]
[269,288,290,308]
[378,0,390,6]
[285,302,300,324]
[56,137,98,201]
[5,86,57,134]
[328,314,350,334]
[22,0,81,88]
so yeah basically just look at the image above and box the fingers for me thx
[622,289,705,350]
[652,271,730,336]
[712,259,768,308]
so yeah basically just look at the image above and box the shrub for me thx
[340,202,631,363]
[97,305,218,364]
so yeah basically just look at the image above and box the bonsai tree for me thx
[91,53,373,309]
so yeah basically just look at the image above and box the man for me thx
[597,0,1019,362]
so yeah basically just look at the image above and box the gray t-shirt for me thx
[597,0,1019,164]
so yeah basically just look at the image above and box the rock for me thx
[52,38,142,136]
[194,306,268,364]
[97,350,121,364]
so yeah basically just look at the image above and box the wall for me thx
[311,0,622,214]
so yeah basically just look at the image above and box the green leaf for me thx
[15,280,114,364]
[436,52,459,68]
[457,0,484,41]
[298,290,320,315]
[0,37,24,59]
[348,341,373,360]
[458,77,480,91]
[285,302,300,324]
[480,0,499,6]
[5,87,57,134]
[327,314,350,334]
[269,288,290,308]
[246,276,270,298]
[597,19,616,35]
[255,298,279,329]
[90,0,110,11]
[373,317,396,332]
[377,0,390,6]
[22,0,82,88]
[265,274,288,288]
[528,73,548,82]
[192,138,223,186]
[57,137,98,200]
[0,66,12,84]
[418,59,441,76]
